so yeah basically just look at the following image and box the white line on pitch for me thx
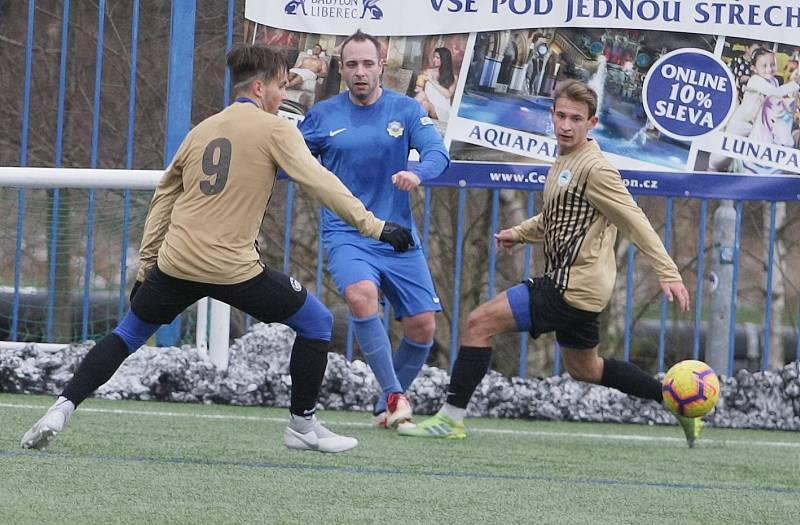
[2,402,798,448]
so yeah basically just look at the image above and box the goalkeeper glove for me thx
[379,222,414,252]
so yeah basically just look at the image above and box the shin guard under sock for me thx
[445,345,492,409]
[289,336,330,416]
[601,357,663,402]
[61,333,130,406]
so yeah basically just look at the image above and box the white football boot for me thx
[284,415,358,454]
[21,399,73,450]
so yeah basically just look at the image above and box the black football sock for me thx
[445,346,493,409]
[289,336,329,417]
[601,357,663,402]
[61,333,130,406]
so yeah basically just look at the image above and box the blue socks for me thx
[353,315,401,397]
[374,337,432,415]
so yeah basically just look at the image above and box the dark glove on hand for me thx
[379,222,415,252]
[129,280,143,303]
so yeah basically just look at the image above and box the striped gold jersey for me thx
[511,140,681,312]
[136,102,385,285]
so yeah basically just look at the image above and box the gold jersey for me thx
[137,102,385,284]
[512,140,681,312]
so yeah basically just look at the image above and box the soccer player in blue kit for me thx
[300,31,450,430]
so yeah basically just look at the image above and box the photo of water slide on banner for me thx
[691,38,800,177]
[446,28,719,172]
[246,23,469,137]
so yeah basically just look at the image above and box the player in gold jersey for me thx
[402,80,702,447]
[21,45,413,454]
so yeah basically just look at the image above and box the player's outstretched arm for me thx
[137,157,184,282]
[269,119,389,242]
[509,214,545,245]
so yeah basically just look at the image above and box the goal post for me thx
[0,167,231,369]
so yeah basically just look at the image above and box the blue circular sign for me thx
[642,49,736,140]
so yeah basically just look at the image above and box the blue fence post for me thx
[119,0,141,322]
[657,198,673,373]
[422,187,433,257]
[316,212,325,295]
[623,244,637,362]
[83,0,107,342]
[223,0,235,106]
[518,192,535,377]
[449,188,467,371]
[488,190,500,299]
[157,0,197,347]
[11,0,37,341]
[283,181,295,274]
[796,299,800,363]
[47,0,71,342]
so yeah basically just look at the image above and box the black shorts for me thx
[526,277,600,350]
[131,265,307,326]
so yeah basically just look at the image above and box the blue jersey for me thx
[300,89,449,251]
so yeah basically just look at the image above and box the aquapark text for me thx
[430,0,800,27]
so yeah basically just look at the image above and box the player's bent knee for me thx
[343,281,378,316]
[464,308,491,339]
[113,310,161,353]
[405,314,436,342]
[284,293,333,342]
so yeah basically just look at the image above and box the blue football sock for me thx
[374,337,432,414]
[353,315,401,398]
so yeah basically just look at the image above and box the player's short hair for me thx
[340,30,382,61]
[553,80,598,118]
[226,44,288,90]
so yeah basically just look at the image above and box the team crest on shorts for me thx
[289,276,302,292]
[557,169,573,186]
[386,121,404,138]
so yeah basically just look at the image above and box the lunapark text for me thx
[720,136,800,171]
[431,0,800,28]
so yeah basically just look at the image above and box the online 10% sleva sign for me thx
[643,48,736,141]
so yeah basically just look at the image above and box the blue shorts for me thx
[327,243,442,319]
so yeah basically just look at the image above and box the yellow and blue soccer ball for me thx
[662,360,720,418]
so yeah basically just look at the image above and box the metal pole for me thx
[707,200,736,375]
[158,0,197,347]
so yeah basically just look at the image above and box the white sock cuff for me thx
[440,403,466,422]
[54,396,76,417]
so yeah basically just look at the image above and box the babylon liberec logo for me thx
[285,0,384,20]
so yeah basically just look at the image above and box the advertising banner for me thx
[245,0,800,200]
